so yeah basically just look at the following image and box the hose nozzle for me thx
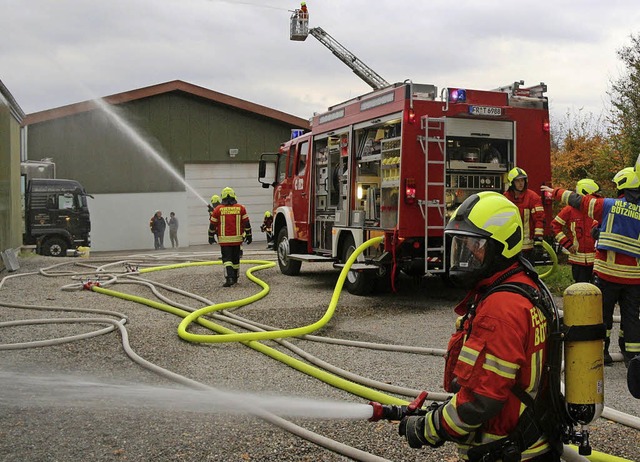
[368,391,429,422]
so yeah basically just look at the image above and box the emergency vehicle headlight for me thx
[448,88,466,103]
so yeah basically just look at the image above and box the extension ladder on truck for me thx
[419,117,447,275]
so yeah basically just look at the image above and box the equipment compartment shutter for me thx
[445,119,514,140]
[185,163,273,245]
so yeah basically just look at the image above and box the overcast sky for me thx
[1,0,639,125]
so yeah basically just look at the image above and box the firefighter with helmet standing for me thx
[504,167,545,264]
[398,191,558,460]
[542,167,640,369]
[260,210,274,249]
[207,194,222,243]
[208,194,221,213]
[209,187,252,287]
[550,178,600,284]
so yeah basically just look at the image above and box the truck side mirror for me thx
[258,160,267,178]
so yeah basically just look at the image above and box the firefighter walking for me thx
[542,167,640,368]
[208,187,252,287]
[397,192,558,460]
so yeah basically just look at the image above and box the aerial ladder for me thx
[289,10,390,90]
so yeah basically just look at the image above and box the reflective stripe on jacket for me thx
[504,189,545,250]
[442,264,551,460]
[555,188,640,284]
[210,204,250,246]
[551,204,596,266]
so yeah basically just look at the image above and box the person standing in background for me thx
[261,211,274,249]
[504,167,545,264]
[542,167,640,368]
[167,211,179,248]
[550,178,600,283]
[149,210,166,250]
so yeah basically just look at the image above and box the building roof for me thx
[22,80,310,129]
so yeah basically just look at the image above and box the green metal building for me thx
[23,80,310,251]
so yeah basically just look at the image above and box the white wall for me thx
[89,192,188,252]
[185,163,274,246]
[89,162,274,252]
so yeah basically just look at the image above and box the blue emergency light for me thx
[448,88,467,103]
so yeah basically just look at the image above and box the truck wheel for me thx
[341,236,374,296]
[42,237,68,257]
[276,226,302,276]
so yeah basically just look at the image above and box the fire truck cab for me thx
[258,80,551,295]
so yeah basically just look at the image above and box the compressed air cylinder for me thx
[563,282,605,424]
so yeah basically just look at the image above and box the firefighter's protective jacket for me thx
[503,189,545,250]
[437,264,552,460]
[553,188,640,284]
[209,203,250,246]
[551,204,597,266]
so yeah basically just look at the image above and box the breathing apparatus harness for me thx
[466,257,596,462]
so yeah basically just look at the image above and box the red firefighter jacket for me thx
[551,204,597,266]
[553,188,640,284]
[503,189,545,250]
[209,203,250,246]
[440,264,551,460]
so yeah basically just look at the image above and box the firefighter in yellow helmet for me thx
[543,167,640,369]
[208,194,221,212]
[206,194,222,243]
[398,192,559,460]
[550,178,600,284]
[300,1,308,19]
[208,187,252,287]
[504,167,545,264]
[260,210,274,249]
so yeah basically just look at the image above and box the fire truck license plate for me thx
[469,106,502,116]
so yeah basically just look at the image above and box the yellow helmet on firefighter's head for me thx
[210,194,220,204]
[613,167,640,190]
[507,167,528,187]
[445,191,523,288]
[221,187,237,200]
[264,211,272,218]
[576,178,600,196]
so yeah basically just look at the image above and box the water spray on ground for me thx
[0,372,374,420]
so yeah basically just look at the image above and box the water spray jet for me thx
[93,98,209,206]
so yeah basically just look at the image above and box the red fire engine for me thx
[258,80,551,295]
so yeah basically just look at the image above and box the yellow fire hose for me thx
[89,237,631,462]
[538,239,558,280]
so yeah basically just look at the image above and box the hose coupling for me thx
[369,391,429,422]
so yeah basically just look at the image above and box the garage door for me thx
[185,163,274,245]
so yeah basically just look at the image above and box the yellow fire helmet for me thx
[221,187,236,200]
[506,167,528,187]
[613,167,640,190]
[576,178,600,196]
[264,211,272,218]
[445,192,523,288]
[210,194,220,204]
[446,191,523,259]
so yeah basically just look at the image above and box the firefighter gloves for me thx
[399,411,445,449]
[208,236,216,245]
[244,232,252,245]
[400,415,429,448]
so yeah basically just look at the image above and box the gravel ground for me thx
[1,247,639,462]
